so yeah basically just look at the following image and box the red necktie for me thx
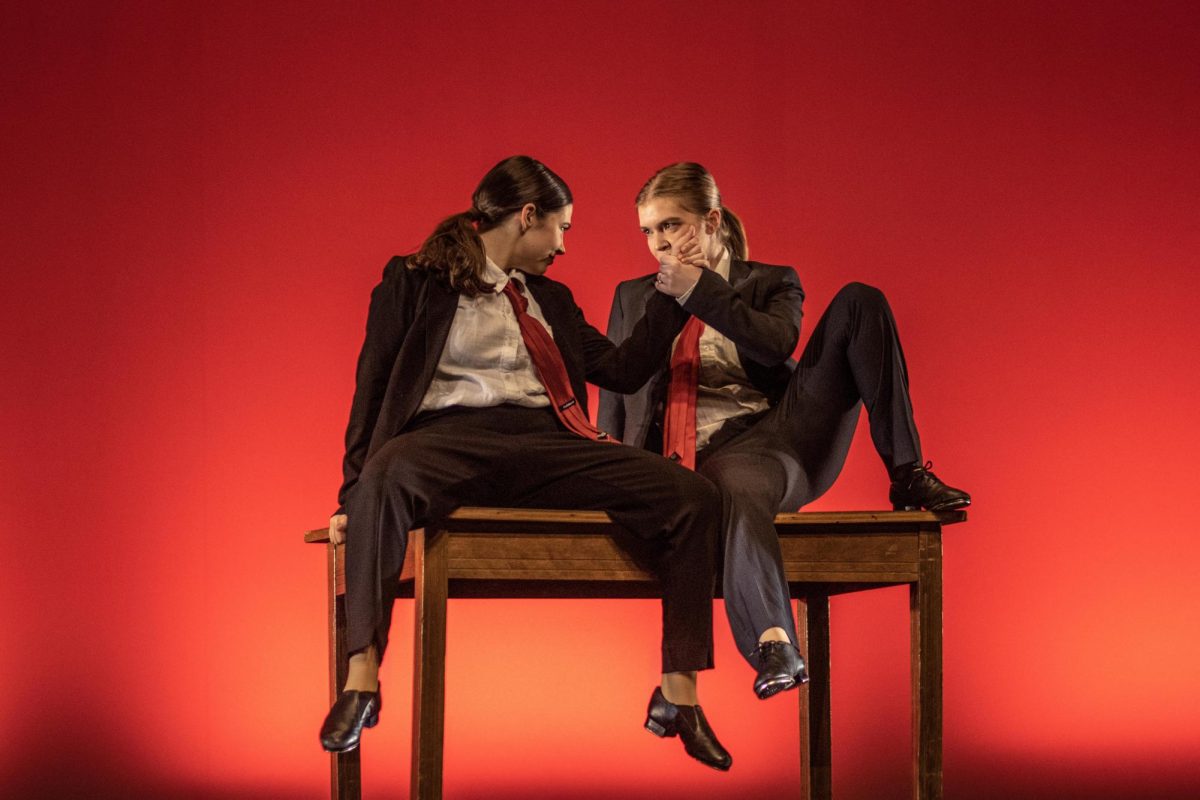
[662,316,705,470]
[501,280,617,444]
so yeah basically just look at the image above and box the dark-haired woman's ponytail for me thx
[720,206,749,260]
[406,210,496,296]
[406,155,571,295]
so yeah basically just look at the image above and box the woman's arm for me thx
[596,284,630,437]
[571,283,689,394]
[681,265,804,366]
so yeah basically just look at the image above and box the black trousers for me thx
[695,282,923,669]
[343,405,721,674]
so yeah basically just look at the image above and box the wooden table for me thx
[306,507,965,799]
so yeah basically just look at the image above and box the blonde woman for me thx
[600,162,970,700]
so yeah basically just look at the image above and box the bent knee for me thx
[701,458,786,508]
[835,281,887,309]
[678,468,721,512]
[718,481,786,517]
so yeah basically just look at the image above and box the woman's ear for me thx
[705,207,722,236]
[519,202,538,233]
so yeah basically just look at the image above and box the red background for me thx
[4,1,1198,797]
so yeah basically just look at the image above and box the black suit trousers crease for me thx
[343,404,721,674]
[695,282,924,668]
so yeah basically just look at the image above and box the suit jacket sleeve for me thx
[568,283,688,394]
[335,258,409,514]
[682,265,805,366]
[596,285,628,436]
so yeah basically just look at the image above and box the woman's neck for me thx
[479,227,517,271]
[705,241,726,269]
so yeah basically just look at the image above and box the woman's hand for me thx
[329,513,348,545]
[654,226,706,297]
[675,225,711,271]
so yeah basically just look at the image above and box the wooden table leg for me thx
[797,593,832,800]
[328,542,361,800]
[411,527,449,800]
[910,527,943,800]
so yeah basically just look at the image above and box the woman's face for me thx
[511,204,572,276]
[637,196,720,262]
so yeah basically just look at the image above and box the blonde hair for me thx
[635,162,748,260]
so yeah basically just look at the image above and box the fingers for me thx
[657,261,703,297]
[675,226,698,254]
[329,513,348,545]
[654,267,674,295]
[655,225,706,295]
[674,226,709,269]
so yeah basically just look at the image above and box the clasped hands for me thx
[654,225,709,297]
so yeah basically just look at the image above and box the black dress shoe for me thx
[889,461,971,511]
[319,684,382,753]
[644,687,732,771]
[753,641,810,700]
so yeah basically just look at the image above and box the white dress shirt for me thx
[417,258,552,413]
[674,249,771,449]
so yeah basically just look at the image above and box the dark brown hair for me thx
[407,155,573,296]
[635,162,748,260]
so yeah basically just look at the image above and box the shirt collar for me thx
[713,247,732,281]
[483,256,525,293]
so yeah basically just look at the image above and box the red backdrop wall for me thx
[4,1,1198,797]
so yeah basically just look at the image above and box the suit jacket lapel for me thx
[424,278,458,367]
[368,273,460,456]
[726,259,776,384]
[526,278,577,373]
[525,279,564,336]
[399,276,457,429]
[728,258,752,290]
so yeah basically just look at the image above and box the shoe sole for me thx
[646,719,731,771]
[756,666,813,700]
[893,498,971,512]
[322,739,361,754]
[645,718,673,737]
[755,675,797,700]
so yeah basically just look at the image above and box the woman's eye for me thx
[663,222,676,231]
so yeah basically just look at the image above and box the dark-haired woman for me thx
[599,162,970,700]
[319,156,732,770]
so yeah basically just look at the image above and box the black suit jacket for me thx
[337,256,690,511]
[597,259,805,449]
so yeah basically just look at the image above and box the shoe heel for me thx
[364,712,379,729]
[893,502,918,511]
[645,718,674,738]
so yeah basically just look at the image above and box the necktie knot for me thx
[502,279,529,313]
